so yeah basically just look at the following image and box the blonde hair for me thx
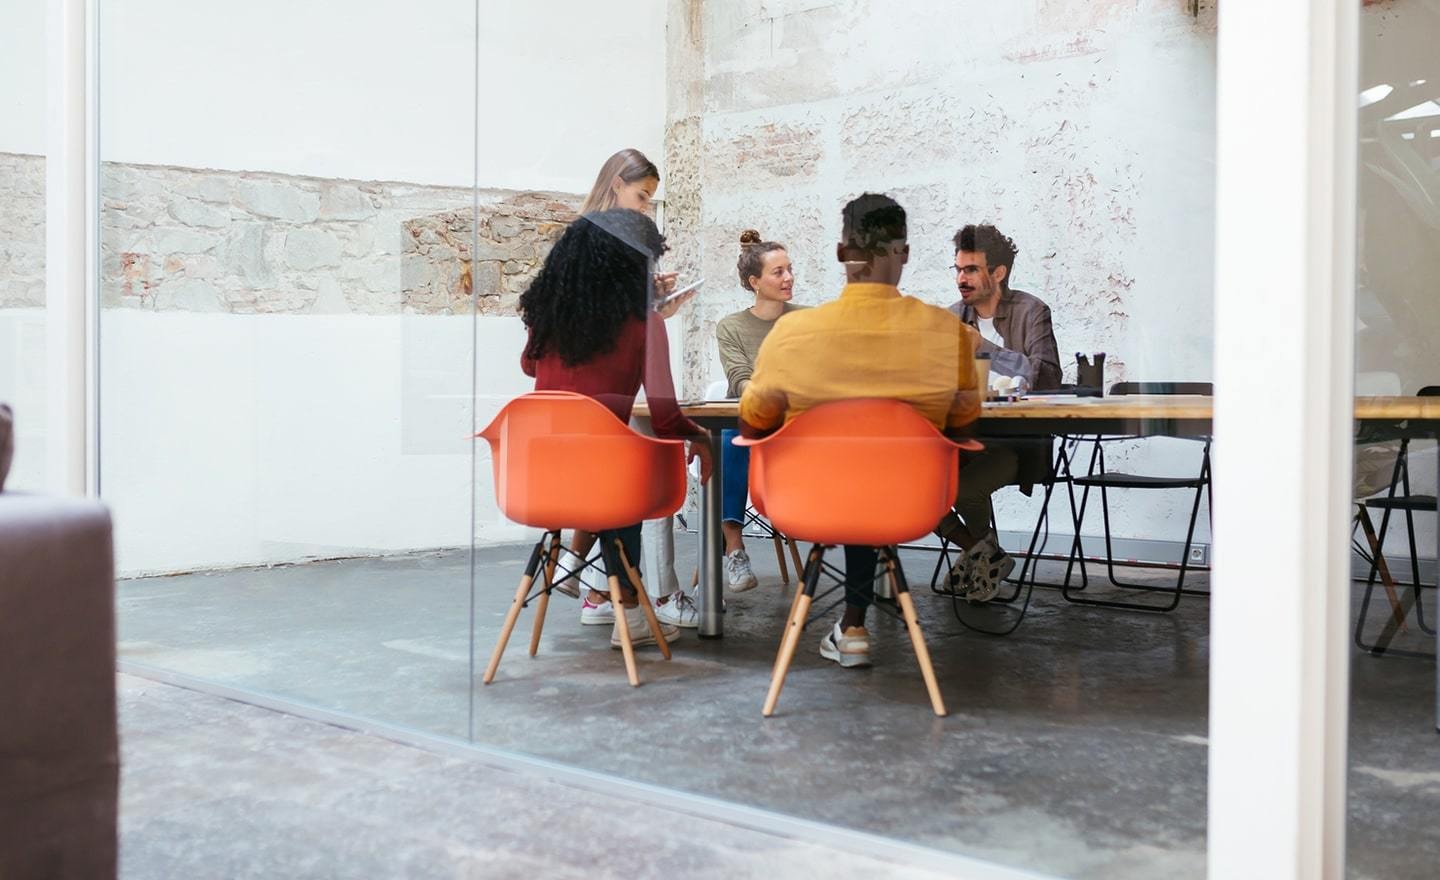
[580,149,660,214]
[736,229,786,291]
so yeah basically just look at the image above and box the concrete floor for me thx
[118,672,972,880]
[117,539,1440,880]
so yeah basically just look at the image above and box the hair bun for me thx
[739,229,763,246]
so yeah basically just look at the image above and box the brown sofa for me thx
[0,406,119,878]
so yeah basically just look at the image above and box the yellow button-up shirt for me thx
[739,282,982,433]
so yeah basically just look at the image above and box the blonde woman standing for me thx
[552,149,700,627]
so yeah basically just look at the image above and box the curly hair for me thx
[840,193,907,256]
[736,229,787,291]
[953,224,1019,289]
[519,209,667,366]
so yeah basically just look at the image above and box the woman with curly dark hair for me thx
[519,208,711,647]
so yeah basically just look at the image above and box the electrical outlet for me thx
[1188,545,1208,565]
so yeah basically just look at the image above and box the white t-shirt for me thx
[977,316,1004,348]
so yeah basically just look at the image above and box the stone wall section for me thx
[0,153,579,316]
[401,195,575,316]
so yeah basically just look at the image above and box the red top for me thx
[521,313,703,439]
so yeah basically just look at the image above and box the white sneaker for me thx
[725,548,759,592]
[551,548,585,599]
[963,537,1015,603]
[819,622,872,668]
[580,595,615,625]
[654,587,699,629]
[610,603,680,649]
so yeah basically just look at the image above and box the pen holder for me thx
[1076,352,1105,397]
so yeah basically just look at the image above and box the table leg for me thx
[699,431,725,638]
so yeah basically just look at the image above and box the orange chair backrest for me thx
[737,398,963,546]
[477,392,686,532]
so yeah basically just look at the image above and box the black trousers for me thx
[842,545,877,610]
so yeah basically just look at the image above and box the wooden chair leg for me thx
[608,572,641,687]
[786,537,805,585]
[773,532,790,585]
[885,550,946,716]
[1358,507,1409,633]
[618,540,672,661]
[528,533,563,656]
[484,538,546,684]
[764,592,812,717]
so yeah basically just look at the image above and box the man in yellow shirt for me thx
[740,193,981,668]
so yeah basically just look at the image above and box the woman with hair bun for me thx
[712,230,805,591]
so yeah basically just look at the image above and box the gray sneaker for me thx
[963,537,1015,603]
[725,548,759,592]
[939,550,971,595]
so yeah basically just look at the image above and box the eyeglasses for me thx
[949,264,985,277]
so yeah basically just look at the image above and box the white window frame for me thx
[1210,1,1358,878]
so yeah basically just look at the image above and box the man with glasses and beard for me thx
[940,224,1062,602]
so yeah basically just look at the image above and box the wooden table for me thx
[638,395,1440,728]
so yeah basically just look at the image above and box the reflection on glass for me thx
[1348,5,1440,880]
[471,3,1221,875]
[104,2,478,738]
[0,0,47,490]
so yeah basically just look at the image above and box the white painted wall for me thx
[0,0,45,155]
[100,312,533,575]
[93,0,667,191]
[2,1,668,191]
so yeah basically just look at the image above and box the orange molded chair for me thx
[477,391,686,686]
[736,398,978,717]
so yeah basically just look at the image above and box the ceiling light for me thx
[1360,84,1394,107]
[1386,100,1440,121]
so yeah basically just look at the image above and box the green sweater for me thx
[715,303,806,398]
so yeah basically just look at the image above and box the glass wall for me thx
[1347,4,1440,879]
[467,4,1218,878]
[0,0,48,491]
[103,1,481,737]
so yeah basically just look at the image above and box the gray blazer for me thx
[950,288,1063,391]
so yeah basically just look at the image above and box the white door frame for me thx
[47,1,1363,876]
[1209,1,1358,878]
[44,0,98,496]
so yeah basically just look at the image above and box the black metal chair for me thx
[1353,385,1439,658]
[1059,381,1213,613]
[928,438,1079,636]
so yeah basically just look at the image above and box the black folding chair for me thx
[1353,385,1439,658]
[1059,381,1213,613]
